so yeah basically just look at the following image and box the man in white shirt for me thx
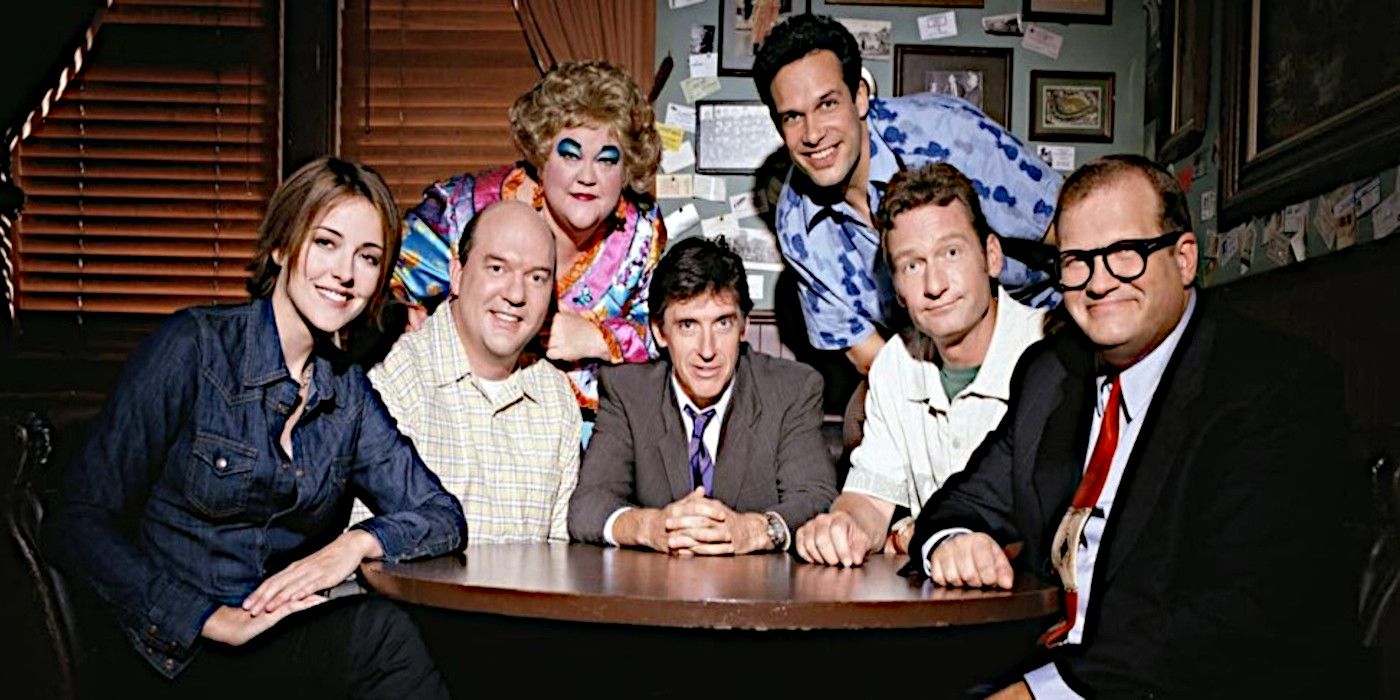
[908,155,1357,697]
[794,163,1046,567]
[568,237,837,554]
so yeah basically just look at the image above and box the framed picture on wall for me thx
[1029,70,1115,142]
[695,100,785,174]
[1154,0,1211,163]
[718,0,809,76]
[893,45,1013,127]
[1022,0,1111,25]
[826,1,983,6]
[1219,0,1400,226]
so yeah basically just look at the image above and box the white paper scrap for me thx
[668,0,704,9]
[1282,202,1308,233]
[692,174,727,202]
[655,174,693,199]
[1373,192,1400,240]
[701,213,740,238]
[665,103,696,132]
[1355,177,1382,217]
[1037,144,1075,171]
[1289,231,1307,261]
[918,12,958,40]
[659,140,695,174]
[746,274,766,302]
[681,76,721,103]
[688,53,718,79]
[1201,191,1216,221]
[663,203,701,236]
[729,191,768,219]
[1021,24,1063,60]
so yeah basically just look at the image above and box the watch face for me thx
[767,513,787,550]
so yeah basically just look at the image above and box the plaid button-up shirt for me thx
[354,303,582,542]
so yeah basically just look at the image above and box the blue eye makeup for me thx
[556,138,583,159]
[597,145,621,164]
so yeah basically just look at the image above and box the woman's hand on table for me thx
[241,529,383,617]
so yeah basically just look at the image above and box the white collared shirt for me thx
[1024,290,1198,699]
[601,373,736,545]
[844,288,1046,516]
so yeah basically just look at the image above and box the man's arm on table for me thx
[906,404,1023,580]
[796,492,896,567]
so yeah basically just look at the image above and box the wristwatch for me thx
[764,512,789,551]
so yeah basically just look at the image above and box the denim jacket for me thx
[43,298,467,678]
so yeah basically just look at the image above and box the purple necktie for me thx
[684,405,716,495]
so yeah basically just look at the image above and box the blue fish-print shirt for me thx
[43,298,466,678]
[775,93,1063,351]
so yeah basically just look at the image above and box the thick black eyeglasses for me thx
[1057,230,1185,291]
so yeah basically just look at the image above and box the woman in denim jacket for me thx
[44,158,467,698]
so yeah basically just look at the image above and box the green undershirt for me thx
[939,364,981,399]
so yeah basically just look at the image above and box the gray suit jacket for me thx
[568,347,837,546]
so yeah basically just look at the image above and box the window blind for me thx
[340,0,539,213]
[12,0,279,314]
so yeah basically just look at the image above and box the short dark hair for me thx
[648,236,754,326]
[875,163,995,263]
[1052,154,1193,236]
[753,14,862,118]
[457,210,482,263]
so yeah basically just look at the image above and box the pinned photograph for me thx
[837,18,893,61]
[719,0,807,75]
[723,227,783,269]
[690,24,716,54]
[981,12,1024,36]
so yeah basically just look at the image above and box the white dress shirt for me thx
[844,288,1046,516]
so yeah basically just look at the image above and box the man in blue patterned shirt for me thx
[754,14,1062,373]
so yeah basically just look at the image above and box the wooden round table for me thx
[362,543,1059,696]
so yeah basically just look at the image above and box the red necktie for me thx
[1040,376,1122,647]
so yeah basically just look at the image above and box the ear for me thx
[855,77,871,121]
[272,247,288,267]
[739,315,749,341]
[448,256,463,299]
[650,321,669,350]
[1174,231,1199,286]
[984,233,1005,279]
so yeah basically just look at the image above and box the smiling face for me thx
[769,49,870,190]
[888,200,1003,366]
[538,124,626,245]
[272,195,385,339]
[450,202,557,380]
[653,289,747,409]
[1057,172,1197,368]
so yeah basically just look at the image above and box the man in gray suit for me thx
[569,237,837,555]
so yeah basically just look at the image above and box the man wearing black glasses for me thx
[906,155,1357,698]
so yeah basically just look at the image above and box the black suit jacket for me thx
[908,293,1360,696]
[568,346,837,545]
